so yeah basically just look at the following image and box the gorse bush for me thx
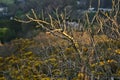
[0,35,120,80]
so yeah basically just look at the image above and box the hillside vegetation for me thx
[0,0,14,4]
[0,0,120,80]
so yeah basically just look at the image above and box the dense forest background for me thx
[0,0,113,42]
[0,0,113,16]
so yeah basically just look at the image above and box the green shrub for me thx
[0,27,15,42]
[0,20,22,32]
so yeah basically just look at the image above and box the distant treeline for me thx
[0,19,21,42]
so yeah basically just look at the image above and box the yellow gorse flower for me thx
[24,51,33,56]
[41,77,50,80]
[99,61,105,66]
[107,59,116,63]
[77,72,84,79]
[115,49,120,54]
